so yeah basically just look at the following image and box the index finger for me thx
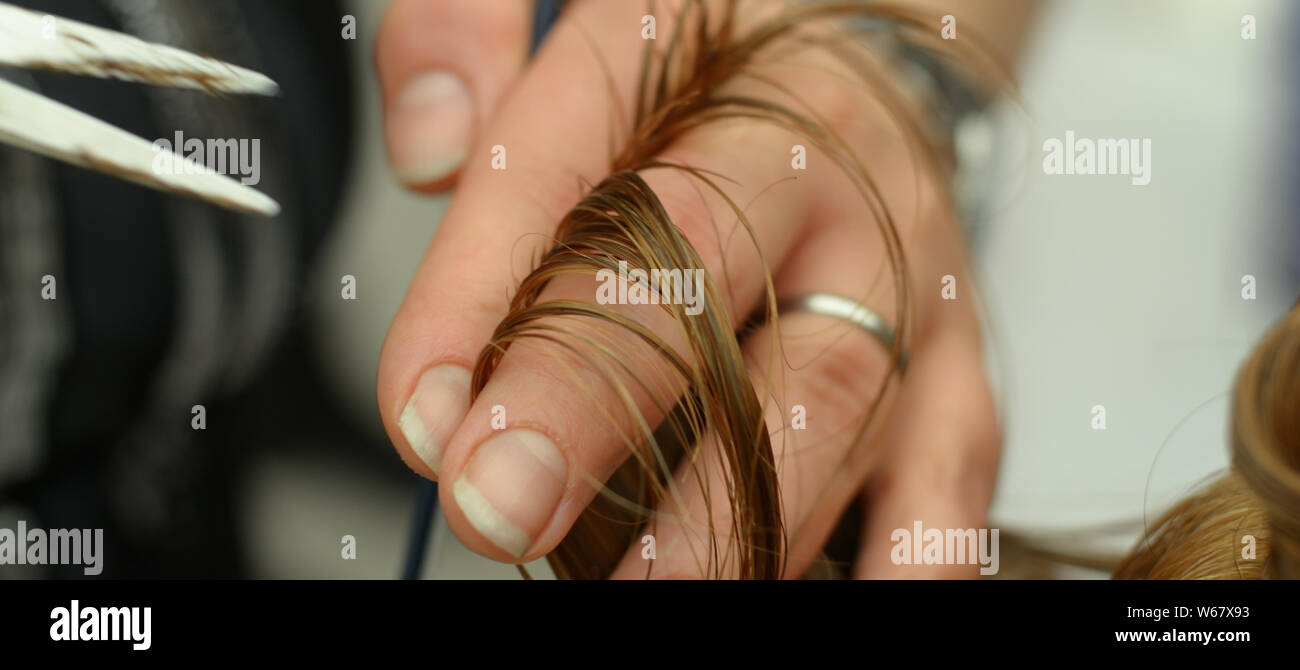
[377,1,671,480]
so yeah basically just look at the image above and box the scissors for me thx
[0,2,280,216]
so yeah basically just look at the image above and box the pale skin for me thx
[375,0,1035,578]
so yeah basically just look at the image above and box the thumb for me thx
[375,0,533,191]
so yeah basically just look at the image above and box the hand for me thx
[375,0,1000,578]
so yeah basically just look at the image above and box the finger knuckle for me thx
[785,323,895,427]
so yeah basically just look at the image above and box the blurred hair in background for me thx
[0,0,358,577]
[1,0,1297,580]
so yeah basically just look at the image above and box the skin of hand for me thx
[374,0,1002,578]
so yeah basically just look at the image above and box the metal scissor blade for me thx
[0,77,280,216]
[0,3,278,96]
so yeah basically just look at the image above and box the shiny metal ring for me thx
[777,293,907,374]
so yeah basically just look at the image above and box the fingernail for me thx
[386,71,473,185]
[398,364,472,475]
[453,429,567,558]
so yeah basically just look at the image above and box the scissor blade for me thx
[0,3,278,96]
[0,78,280,216]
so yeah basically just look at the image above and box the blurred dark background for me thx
[0,0,411,578]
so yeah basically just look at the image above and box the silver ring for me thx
[777,293,907,374]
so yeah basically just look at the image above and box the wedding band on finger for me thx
[776,293,907,374]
